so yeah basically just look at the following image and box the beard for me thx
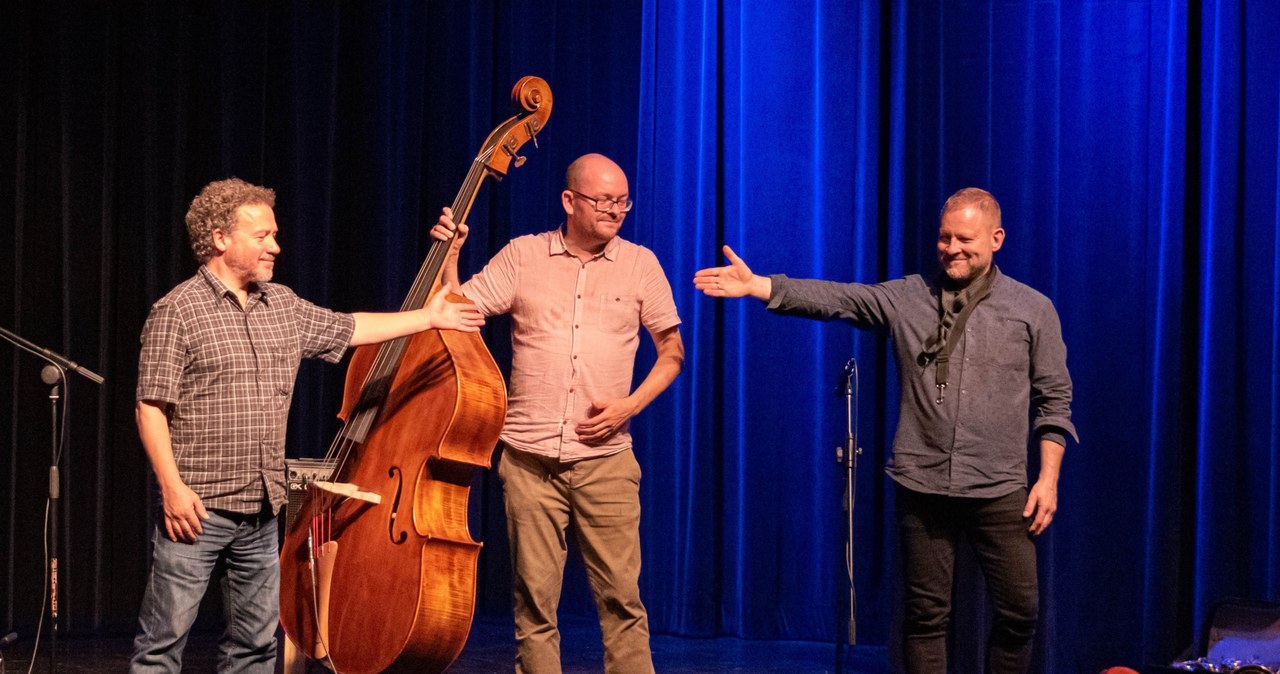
[940,258,989,289]
[229,257,274,286]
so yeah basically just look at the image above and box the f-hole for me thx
[387,466,407,544]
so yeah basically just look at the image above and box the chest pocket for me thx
[262,341,300,398]
[973,319,1031,369]
[245,314,300,405]
[596,293,639,335]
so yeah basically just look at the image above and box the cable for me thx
[306,516,341,674]
[26,498,48,674]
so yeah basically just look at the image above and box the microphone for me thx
[835,358,856,396]
[41,364,62,385]
[0,324,105,384]
[38,346,104,384]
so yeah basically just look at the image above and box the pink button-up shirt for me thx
[460,228,681,461]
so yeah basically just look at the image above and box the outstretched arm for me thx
[693,245,772,300]
[349,281,483,346]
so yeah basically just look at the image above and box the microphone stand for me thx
[44,366,61,674]
[0,325,104,674]
[834,358,861,672]
[0,325,104,385]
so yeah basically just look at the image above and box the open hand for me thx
[693,245,767,299]
[425,282,485,332]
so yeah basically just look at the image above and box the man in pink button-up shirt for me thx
[434,153,683,673]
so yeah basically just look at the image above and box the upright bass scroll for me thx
[279,76,552,674]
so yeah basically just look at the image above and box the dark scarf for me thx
[916,266,1000,403]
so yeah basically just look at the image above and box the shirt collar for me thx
[197,265,269,306]
[549,224,620,261]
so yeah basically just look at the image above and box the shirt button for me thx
[573,355,578,359]
[569,387,575,393]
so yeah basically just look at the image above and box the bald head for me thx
[565,153,625,192]
[560,153,630,256]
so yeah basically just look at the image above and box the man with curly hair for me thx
[129,178,484,673]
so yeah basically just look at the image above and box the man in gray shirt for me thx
[694,188,1076,674]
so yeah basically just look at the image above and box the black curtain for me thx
[2,0,642,634]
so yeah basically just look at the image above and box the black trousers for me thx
[896,485,1039,674]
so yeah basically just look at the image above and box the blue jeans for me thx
[130,509,279,673]
[896,485,1039,674]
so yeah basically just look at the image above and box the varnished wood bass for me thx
[279,76,552,674]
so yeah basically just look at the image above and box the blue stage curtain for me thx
[632,0,897,644]
[633,0,1280,671]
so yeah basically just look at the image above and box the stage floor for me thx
[1,616,889,673]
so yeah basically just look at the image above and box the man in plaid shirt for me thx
[129,178,483,673]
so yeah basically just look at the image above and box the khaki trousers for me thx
[498,446,654,674]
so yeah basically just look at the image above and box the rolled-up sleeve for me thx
[137,300,186,405]
[1029,300,1078,444]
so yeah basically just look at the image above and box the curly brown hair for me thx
[185,178,276,263]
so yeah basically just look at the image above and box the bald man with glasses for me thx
[433,153,684,673]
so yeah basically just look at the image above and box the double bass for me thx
[279,76,552,673]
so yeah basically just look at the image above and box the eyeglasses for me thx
[567,189,634,213]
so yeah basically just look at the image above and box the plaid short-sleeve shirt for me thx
[136,266,355,514]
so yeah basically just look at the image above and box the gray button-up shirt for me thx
[768,269,1077,498]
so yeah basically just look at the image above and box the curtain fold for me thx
[1139,0,1193,663]
[636,0,896,643]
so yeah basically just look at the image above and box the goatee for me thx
[940,264,987,291]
